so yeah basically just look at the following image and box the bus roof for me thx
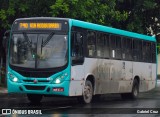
[14,17,69,22]
[71,19,156,42]
[13,17,156,42]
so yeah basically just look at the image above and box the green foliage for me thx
[0,0,54,29]
[0,0,159,35]
[143,0,157,9]
[158,43,160,54]
[116,0,159,34]
[50,0,128,26]
[0,10,6,20]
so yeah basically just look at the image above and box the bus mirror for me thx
[3,30,10,49]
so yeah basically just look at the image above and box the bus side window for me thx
[126,38,132,60]
[71,31,84,65]
[122,37,126,60]
[116,36,122,59]
[110,35,116,58]
[71,32,76,57]
[104,34,110,58]
[146,42,151,62]
[71,32,83,57]
[97,33,104,57]
[87,31,96,57]
[138,40,142,61]
[142,41,146,62]
[151,43,156,63]
[142,41,150,62]
[122,38,132,61]
[133,39,142,62]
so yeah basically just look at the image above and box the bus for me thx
[6,17,157,104]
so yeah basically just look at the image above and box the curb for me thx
[0,87,7,93]
[0,87,8,97]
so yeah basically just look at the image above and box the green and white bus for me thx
[6,17,157,104]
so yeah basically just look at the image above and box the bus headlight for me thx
[53,73,68,84]
[13,77,18,82]
[55,78,61,84]
[8,72,19,83]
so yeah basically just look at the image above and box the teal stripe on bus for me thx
[71,19,156,42]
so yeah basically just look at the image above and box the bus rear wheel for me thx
[121,79,139,100]
[27,94,43,104]
[77,80,93,104]
[130,79,139,99]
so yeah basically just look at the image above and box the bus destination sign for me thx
[19,22,62,30]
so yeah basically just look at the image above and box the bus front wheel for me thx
[77,80,93,104]
[27,94,43,104]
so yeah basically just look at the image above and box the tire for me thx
[130,79,139,99]
[121,79,139,100]
[77,80,93,104]
[27,94,43,104]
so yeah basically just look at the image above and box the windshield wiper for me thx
[41,32,55,48]
[22,32,32,47]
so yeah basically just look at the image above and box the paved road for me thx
[0,83,160,117]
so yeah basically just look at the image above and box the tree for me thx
[116,0,160,35]
[50,0,128,26]
[0,0,55,29]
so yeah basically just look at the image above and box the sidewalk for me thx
[0,86,8,94]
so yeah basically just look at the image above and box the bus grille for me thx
[17,71,54,78]
[24,85,46,90]
[23,80,49,83]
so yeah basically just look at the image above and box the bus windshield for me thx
[9,32,68,69]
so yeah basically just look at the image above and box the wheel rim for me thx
[83,83,93,103]
[133,86,138,96]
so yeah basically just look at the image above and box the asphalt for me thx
[0,80,160,98]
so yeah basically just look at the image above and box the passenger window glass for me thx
[87,31,96,57]
[151,43,156,63]
[110,35,122,59]
[116,36,122,59]
[133,39,142,61]
[104,34,110,58]
[122,38,132,60]
[110,35,116,58]
[142,41,146,61]
[97,33,104,57]
[71,32,83,57]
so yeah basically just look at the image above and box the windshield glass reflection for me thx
[10,33,68,69]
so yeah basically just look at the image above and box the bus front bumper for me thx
[7,79,70,96]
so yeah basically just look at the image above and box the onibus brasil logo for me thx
[1,109,42,115]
